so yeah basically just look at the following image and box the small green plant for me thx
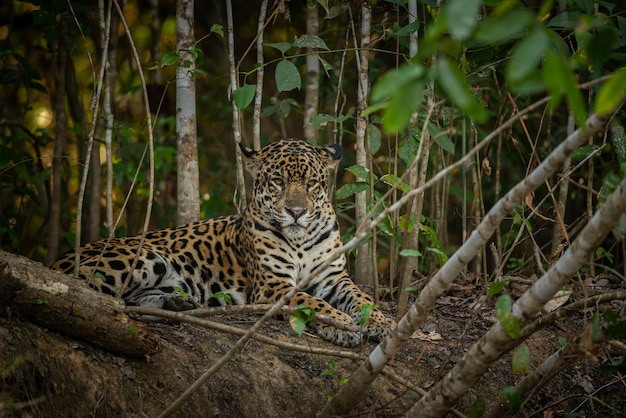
[289,305,317,336]
[94,272,106,282]
[32,298,48,306]
[210,291,232,305]
[359,303,377,327]
[321,359,348,401]
[174,286,190,301]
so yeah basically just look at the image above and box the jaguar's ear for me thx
[239,143,261,177]
[321,144,342,169]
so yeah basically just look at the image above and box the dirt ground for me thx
[1,276,625,417]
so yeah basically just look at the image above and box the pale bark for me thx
[318,94,625,417]
[252,0,268,151]
[304,4,319,143]
[103,1,118,236]
[396,1,426,315]
[176,0,200,224]
[226,0,247,209]
[353,5,372,285]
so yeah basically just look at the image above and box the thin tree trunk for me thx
[226,0,246,209]
[551,112,574,256]
[252,0,267,151]
[318,95,624,417]
[353,5,372,285]
[103,0,118,236]
[304,4,319,144]
[46,33,67,266]
[88,123,102,243]
[176,0,200,224]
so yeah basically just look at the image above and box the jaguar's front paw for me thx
[362,311,396,341]
[164,294,199,311]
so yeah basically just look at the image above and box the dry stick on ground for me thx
[127,305,465,418]
[126,305,361,333]
[319,91,623,417]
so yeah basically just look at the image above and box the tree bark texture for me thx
[176,0,200,224]
[304,5,320,143]
[0,250,159,358]
[353,5,372,285]
[46,37,67,266]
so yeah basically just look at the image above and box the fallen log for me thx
[0,250,158,358]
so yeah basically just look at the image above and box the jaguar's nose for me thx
[286,207,307,220]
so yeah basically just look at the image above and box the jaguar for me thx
[52,138,394,347]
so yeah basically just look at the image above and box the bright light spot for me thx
[34,107,52,128]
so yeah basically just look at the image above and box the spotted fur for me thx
[52,139,394,347]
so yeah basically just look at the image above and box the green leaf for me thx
[506,28,549,84]
[512,343,530,374]
[379,174,410,194]
[293,34,330,50]
[359,304,375,326]
[393,20,420,37]
[382,81,425,132]
[474,9,533,44]
[265,42,292,54]
[310,113,350,128]
[369,124,381,155]
[445,0,482,41]
[232,84,256,110]
[371,63,426,102]
[487,281,509,300]
[290,315,307,336]
[335,182,369,199]
[496,294,521,339]
[500,386,521,413]
[435,57,487,122]
[94,272,107,282]
[210,24,224,37]
[160,51,178,67]
[428,123,454,154]
[543,51,587,128]
[400,249,422,258]
[275,60,301,91]
[346,164,374,181]
[289,304,317,336]
[318,56,334,74]
[595,67,626,115]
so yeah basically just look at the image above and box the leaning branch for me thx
[319,91,626,417]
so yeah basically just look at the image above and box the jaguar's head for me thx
[240,139,342,237]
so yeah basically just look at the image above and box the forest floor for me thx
[2,268,626,417]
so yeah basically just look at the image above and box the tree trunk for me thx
[46,35,67,266]
[176,0,200,224]
[304,4,319,144]
[0,250,158,358]
[353,5,372,285]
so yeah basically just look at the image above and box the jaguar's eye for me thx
[307,180,319,190]
[271,177,285,189]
